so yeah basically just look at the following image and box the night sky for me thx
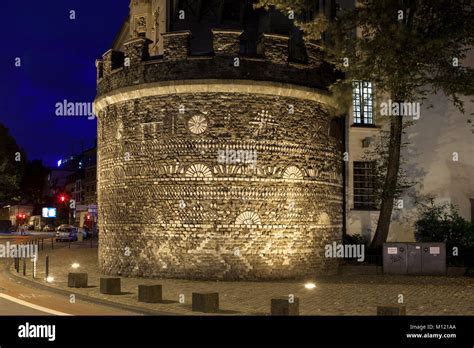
[0,0,129,167]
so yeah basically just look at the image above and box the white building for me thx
[345,51,474,242]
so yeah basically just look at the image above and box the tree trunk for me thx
[370,112,404,251]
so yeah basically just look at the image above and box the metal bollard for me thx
[15,258,19,272]
[22,258,26,276]
[45,256,49,279]
[32,257,36,279]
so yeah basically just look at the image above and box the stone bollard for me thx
[100,278,121,295]
[68,273,89,288]
[192,292,219,313]
[377,306,406,316]
[271,297,300,316]
[138,285,162,303]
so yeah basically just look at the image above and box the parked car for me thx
[43,225,56,232]
[18,225,29,235]
[56,224,73,232]
[55,225,78,242]
[78,227,89,239]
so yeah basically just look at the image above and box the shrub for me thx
[343,233,369,247]
[415,201,474,250]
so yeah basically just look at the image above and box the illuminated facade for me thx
[94,0,343,279]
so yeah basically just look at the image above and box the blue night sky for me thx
[0,0,129,167]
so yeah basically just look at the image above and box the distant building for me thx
[82,147,98,206]
[44,169,75,198]
[56,154,81,171]
[4,205,34,228]
[45,146,97,227]
[76,147,97,227]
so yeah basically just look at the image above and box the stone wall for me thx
[95,29,343,280]
[212,29,243,56]
[260,34,289,65]
[162,31,191,61]
[96,30,337,97]
[97,91,343,280]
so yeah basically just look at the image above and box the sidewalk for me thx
[9,241,474,316]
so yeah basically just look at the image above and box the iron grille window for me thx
[353,161,377,210]
[353,81,373,125]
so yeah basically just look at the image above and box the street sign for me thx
[75,205,89,212]
[42,208,57,218]
[88,204,98,214]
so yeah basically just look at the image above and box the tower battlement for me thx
[96,30,334,97]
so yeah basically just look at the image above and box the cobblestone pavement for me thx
[10,241,474,316]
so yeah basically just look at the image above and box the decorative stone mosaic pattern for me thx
[97,91,343,280]
[95,29,342,280]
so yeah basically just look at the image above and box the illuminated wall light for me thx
[304,283,317,290]
[71,263,80,269]
[46,276,55,283]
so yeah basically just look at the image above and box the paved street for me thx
[0,296,50,315]
[7,239,474,316]
[0,236,138,316]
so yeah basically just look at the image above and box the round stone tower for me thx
[94,0,343,280]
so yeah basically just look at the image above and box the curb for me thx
[5,265,175,316]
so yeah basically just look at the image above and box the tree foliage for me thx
[0,123,25,204]
[20,160,48,205]
[415,200,474,250]
[256,0,474,109]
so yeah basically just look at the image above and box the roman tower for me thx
[94,0,343,280]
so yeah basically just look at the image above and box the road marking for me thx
[0,293,71,316]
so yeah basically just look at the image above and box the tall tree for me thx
[256,0,474,249]
[0,123,25,204]
[20,160,48,205]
